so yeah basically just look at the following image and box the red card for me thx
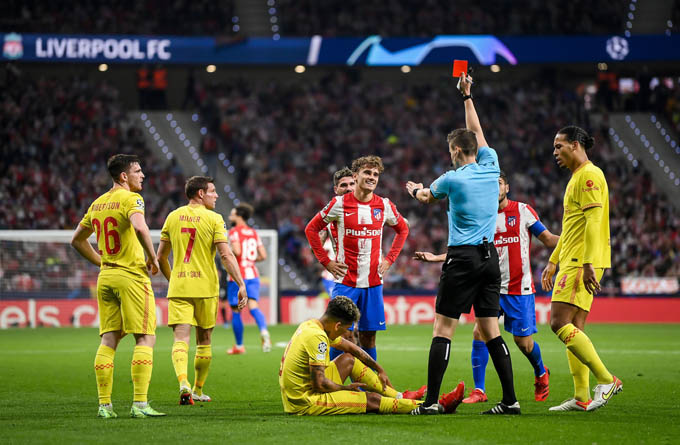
[452,60,468,77]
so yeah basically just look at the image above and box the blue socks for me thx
[471,339,489,391]
[232,312,244,346]
[364,347,377,362]
[525,340,546,377]
[250,307,268,332]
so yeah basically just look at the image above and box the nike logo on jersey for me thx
[379,321,386,325]
[345,212,356,217]
[521,327,530,332]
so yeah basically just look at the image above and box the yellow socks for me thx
[193,345,212,396]
[349,359,399,398]
[556,324,613,385]
[567,349,590,402]
[131,345,154,402]
[94,345,115,405]
[378,396,420,414]
[172,341,190,388]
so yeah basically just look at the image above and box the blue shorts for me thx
[227,278,260,307]
[322,278,336,296]
[332,283,385,332]
[499,293,537,337]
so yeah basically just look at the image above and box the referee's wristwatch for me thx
[462,94,472,101]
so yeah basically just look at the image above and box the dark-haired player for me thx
[226,203,270,354]
[542,126,622,412]
[278,296,463,415]
[406,74,519,415]
[71,154,164,418]
[157,176,247,404]
[415,171,559,403]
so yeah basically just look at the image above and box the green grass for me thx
[2,324,680,444]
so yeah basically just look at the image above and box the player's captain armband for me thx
[529,221,547,237]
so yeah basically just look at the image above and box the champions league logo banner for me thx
[1,33,678,65]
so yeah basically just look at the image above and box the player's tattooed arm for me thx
[309,365,365,393]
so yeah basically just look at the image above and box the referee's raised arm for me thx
[459,74,488,149]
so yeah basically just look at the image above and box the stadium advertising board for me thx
[2,32,679,65]
[0,298,269,329]
[278,295,680,325]
[1,296,680,328]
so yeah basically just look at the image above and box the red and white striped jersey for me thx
[494,200,544,295]
[306,193,409,288]
[228,225,262,281]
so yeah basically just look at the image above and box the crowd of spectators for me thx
[277,0,628,37]
[195,71,679,292]
[0,73,184,295]
[1,0,236,36]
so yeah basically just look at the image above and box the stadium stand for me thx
[277,0,628,36]
[0,75,186,230]
[0,0,237,36]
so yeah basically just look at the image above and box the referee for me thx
[406,74,519,415]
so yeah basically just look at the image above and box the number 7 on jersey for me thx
[181,227,196,263]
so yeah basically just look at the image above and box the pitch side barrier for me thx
[275,291,680,326]
[2,32,680,66]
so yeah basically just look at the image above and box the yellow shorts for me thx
[97,272,156,336]
[552,267,605,312]
[295,362,367,416]
[168,297,218,329]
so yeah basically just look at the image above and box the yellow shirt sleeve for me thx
[305,333,331,366]
[125,192,146,219]
[577,171,605,211]
[214,214,229,244]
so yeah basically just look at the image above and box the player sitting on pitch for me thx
[279,296,463,415]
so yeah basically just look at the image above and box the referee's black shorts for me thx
[435,241,501,319]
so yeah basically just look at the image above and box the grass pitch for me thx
[1,323,679,444]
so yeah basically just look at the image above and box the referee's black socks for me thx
[424,337,451,406]
[486,336,517,405]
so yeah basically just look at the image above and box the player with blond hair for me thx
[305,156,409,362]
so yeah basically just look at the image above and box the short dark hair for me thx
[557,126,595,151]
[235,203,254,221]
[499,170,508,185]
[107,154,140,181]
[185,176,214,199]
[446,129,478,156]
[333,167,353,186]
[351,155,384,174]
[325,296,360,324]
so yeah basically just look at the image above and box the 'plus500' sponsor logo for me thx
[495,235,519,245]
[346,228,381,237]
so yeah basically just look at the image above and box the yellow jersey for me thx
[279,319,342,413]
[551,161,611,269]
[160,204,229,299]
[79,188,148,279]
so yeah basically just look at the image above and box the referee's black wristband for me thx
[411,188,421,199]
[462,95,473,101]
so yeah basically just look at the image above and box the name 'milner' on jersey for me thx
[495,200,547,295]
[228,225,263,281]
[305,193,409,288]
